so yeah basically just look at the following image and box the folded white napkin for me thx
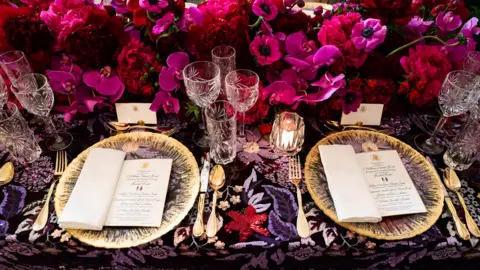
[319,145,381,223]
[58,148,126,230]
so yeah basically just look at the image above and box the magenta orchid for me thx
[280,69,308,92]
[250,35,282,66]
[436,11,462,32]
[47,70,81,95]
[309,72,346,102]
[263,81,301,105]
[179,6,204,32]
[284,45,342,81]
[252,0,278,21]
[285,32,317,59]
[447,17,480,62]
[153,12,175,35]
[159,52,190,91]
[82,66,125,102]
[351,19,387,52]
[406,16,433,40]
[56,86,110,122]
[139,0,168,13]
[150,91,180,114]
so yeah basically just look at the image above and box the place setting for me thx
[0,0,480,269]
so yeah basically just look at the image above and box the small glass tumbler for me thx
[0,51,32,83]
[211,45,236,95]
[205,101,237,165]
[443,117,480,171]
[0,103,41,164]
[270,112,305,156]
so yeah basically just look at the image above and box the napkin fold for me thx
[319,145,381,223]
[58,148,126,230]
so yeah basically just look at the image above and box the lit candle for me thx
[270,112,305,156]
[280,118,295,149]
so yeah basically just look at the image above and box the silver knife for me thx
[193,153,210,237]
[426,157,470,240]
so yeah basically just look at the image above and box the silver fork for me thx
[33,151,68,231]
[289,156,311,238]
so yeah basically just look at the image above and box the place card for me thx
[340,104,384,126]
[115,103,157,124]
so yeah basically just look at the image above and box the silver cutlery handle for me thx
[295,186,310,238]
[455,191,480,237]
[445,196,470,240]
[32,182,56,231]
[206,191,218,238]
[193,193,206,237]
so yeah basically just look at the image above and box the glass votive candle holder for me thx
[270,112,305,156]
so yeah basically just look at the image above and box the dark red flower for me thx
[65,9,129,69]
[117,39,161,96]
[363,78,396,104]
[240,85,270,124]
[224,205,270,242]
[271,10,312,35]
[0,6,31,51]
[359,0,418,25]
[258,123,272,136]
[349,78,363,92]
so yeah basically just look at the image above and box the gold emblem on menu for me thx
[371,154,380,161]
[141,162,149,169]
[359,106,367,112]
[133,105,138,112]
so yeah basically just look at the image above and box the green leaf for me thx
[185,102,201,122]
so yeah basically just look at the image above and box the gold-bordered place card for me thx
[341,104,384,126]
[115,103,157,124]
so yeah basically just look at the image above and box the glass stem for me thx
[239,112,246,138]
[426,116,448,146]
[44,116,62,143]
[200,108,206,130]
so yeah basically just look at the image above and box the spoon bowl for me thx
[0,162,14,186]
[209,165,225,189]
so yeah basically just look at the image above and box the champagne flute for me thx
[183,61,221,148]
[225,69,259,138]
[12,73,73,151]
[0,51,32,83]
[414,71,480,155]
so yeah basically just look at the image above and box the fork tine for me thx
[61,151,66,172]
[297,156,301,179]
[55,151,60,174]
[62,151,67,172]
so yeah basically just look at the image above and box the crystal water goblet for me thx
[0,51,32,83]
[205,100,237,165]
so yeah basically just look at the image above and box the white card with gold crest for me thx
[115,103,157,124]
[340,103,384,126]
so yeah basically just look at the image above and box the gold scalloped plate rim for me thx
[304,130,444,240]
[54,132,200,248]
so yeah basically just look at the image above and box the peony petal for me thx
[82,70,101,88]
[313,45,342,66]
[96,76,122,96]
[167,52,190,70]
[159,66,179,91]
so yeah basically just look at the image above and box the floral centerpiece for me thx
[0,0,478,123]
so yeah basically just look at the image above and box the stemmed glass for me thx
[225,69,259,138]
[211,45,236,95]
[463,51,480,75]
[0,51,32,83]
[414,70,480,155]
[12,73,73,151]
[183,61,221,148]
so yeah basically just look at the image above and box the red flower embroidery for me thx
[224,205,270,241]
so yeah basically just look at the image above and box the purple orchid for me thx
[139,0,168,13]
[351,19,387,52]
[252,0,278,21]
[158,52,190,91]
[50,54,83,81]
[250,35,282,66]
[46,70,81,96]
[309,72,346,101]
[406,16,433,40]
[280,69,308,92]
[152,12,175,35]
[285,32,317,59]
[56,86,110,122]
[284,45,342,81]
[447,17,480,62]
[150,91,180,114]
[436,11,462,32]
[82,66,125,102]
[179,6,204,32]
[337,88,362,114]
[263,81,301,105]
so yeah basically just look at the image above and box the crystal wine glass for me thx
[463,51,480,75]
[0,51,32,83]
[183,61,221,148]
[415,70,480,155]
[211,45,236,95]
[12,73,73,151]
[225,69,259,138]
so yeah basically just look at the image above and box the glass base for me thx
[192,130,209,149]
[443,151,474,171]
[46,132,73,151]
[414,134,445,155]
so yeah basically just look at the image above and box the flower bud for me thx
[431,4,445,16]
[297,0,305,8]
[314,6,323,16]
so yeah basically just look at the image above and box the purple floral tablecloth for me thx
[0,114,479,270]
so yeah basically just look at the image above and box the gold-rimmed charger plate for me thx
[54,132,200,248]
[305,130,444,240]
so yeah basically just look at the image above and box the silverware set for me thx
[289,156,311,238]
[33,151,68,231]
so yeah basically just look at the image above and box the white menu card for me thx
[58,148,172,230]
[319,145,426,223]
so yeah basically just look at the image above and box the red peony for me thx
[117,39,161,96]
[240,84,270,124]
[271,10,312,35]
[399,45,452,106]
[65,10,129,69]
[363,78,397,104]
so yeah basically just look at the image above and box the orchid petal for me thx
[286,32,307,56]
[167,52,190,70]
[313,45,342,66]
[82,70,101,88]
[284,57,311,70]
[96,75,122,96]
[159,66,179,91]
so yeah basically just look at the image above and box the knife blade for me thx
[200,153,211,193]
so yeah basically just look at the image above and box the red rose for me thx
[341,40,368,68]
[399,45,452,106]
[258,123,272,136]
[117,39,161,96]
